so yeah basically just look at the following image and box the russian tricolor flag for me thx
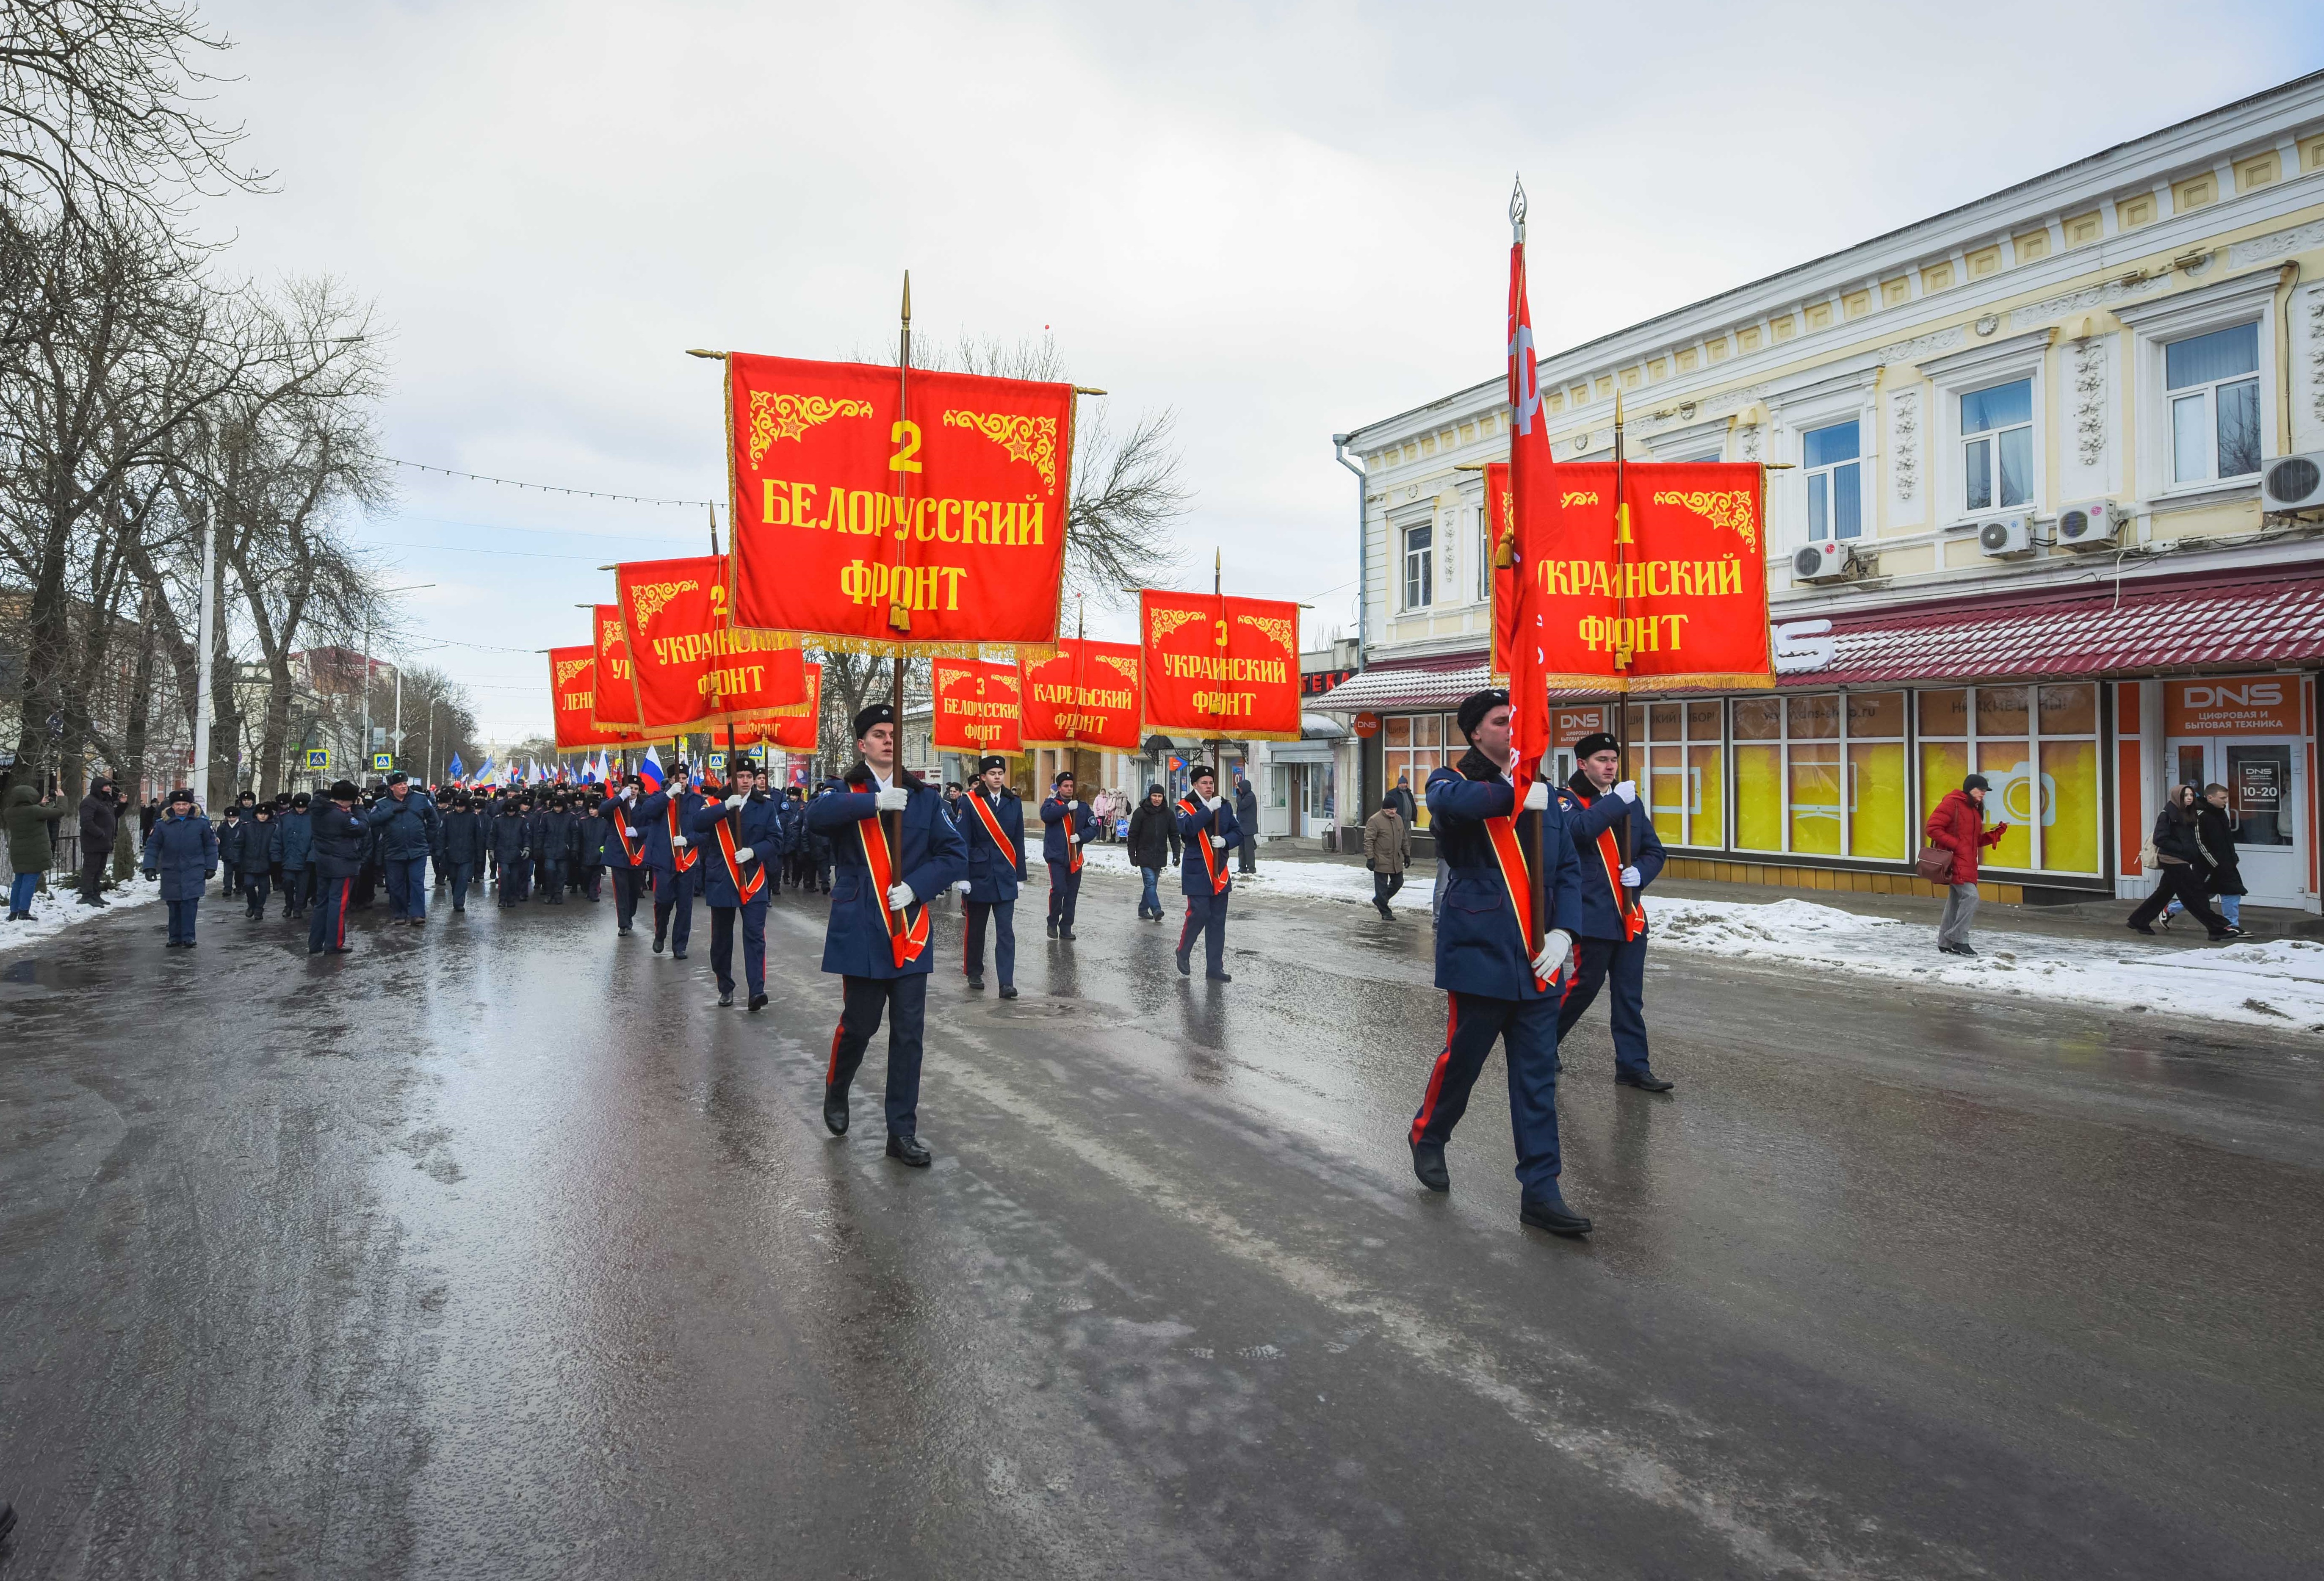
[638,744,667,794]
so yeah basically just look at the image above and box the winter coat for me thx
[1924,790,2005,885]
[214,810,243,868]
[231,817,285,871]
[2195,803,2245,897]
[489,808,531,865]
[79,788,119,849]
[1125,798,1180,870]
[806,769,966,979]
[1426,750,1585,1001]
[955,787,1026,904]
[1039,795,1099,865]
[366,789,442,861]
[140,810,219,901]
[1389,782,1418,829]
[139,802,161,842]
[686,791,784,907]
[577,807,609,865]
[4,785,67,872]
[437,808,484,866]
[1363,808,1408,874]
[1234,780,1259,835]
[307,803,371,879]
[1557,775,1667,941]
[279,809,314,869]
[1173,793,1243,897]
[2150,802,2206,867]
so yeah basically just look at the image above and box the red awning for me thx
[1796,567,2324,688]
[1316,651,1492,713]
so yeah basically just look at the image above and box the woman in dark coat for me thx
[141,789,219,947]
[2168,782,2247,931]
[1124,785,1180,920]
[2128,784,2236,940]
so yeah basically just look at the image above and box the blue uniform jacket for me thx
[806,769,966,979]
[686,791,785,907]
[1554,775,1666,941]
[488,809,531,865]
[366,790,440,860]
[141,813,219,901]
[1427,750,1585,1001]
[229,818,283,871]
[307,804,370,878]
[437,809,485,866]
[959,788,1027,904]
[279,810,313,869]
[636,788,704,873]
[1039,795,1099,865]
[1173,795,1243,896]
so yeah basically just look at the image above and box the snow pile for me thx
[0,874,162,953]
[1076,844,2324,1031]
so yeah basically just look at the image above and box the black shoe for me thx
[823,1088,849,1136]
[1061,927,1076,940]
[326,945,352,955]
[453,904,465,913]
[2208,929,2241,942]
[999,984,1018,999]
[1411,1141,1449,1193]
[1616,1071,1674,1093]
[1046,918,1057,937]
[2128,922,2157,936]
[672,951,687,960]
[1375,903,1393,919]
[1519,1190,1592,1237]
[718,988,734,1006]
[1952,942,1978,957]
[885,1132,931,1167]
[618,926,632,936]
[1176,948,1190,977]
[1206,971,1231,982]
[653,931,666,953]
[966,976,985,992]
[749,993,767,1012]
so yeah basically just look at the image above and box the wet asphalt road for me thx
[2,868,2320,1580]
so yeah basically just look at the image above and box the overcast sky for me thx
[199,0,2324,743]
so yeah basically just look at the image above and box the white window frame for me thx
[1958,379,2034,515]
[1764,361,1880,565]
[1801,418,1865,542]
[2164,336,2261,485]
[1402,521,1433,611]
[1919,328,2052,531]
[2114,269,2282,508]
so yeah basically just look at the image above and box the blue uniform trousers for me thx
[308,877,351,952]
[1046,861,1081,928]
[501,856,531,904]
[829,973,928,1137]
[1178,889,1230,976]
[1555,935,1652,1078]
[537,857,565,903]
[385,854,429,920]
[963,899,1015,987]
[653,865,693,954]
[709,895,768,996]
[443,861,475,909]
[1410,990,1564,1197]
[166,897,199,944]
[241,871,271,917]
[611,864,645,931]
[282,866,313,917]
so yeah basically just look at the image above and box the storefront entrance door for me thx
[2166,737,2309,910]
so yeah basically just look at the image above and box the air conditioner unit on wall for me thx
[2261,452,2324,511]
[1977,517,2032,558]
[2054,500,2123,549]
[1792,541,1852,582]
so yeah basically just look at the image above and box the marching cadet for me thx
[536,791,573,904]
[1173,763,1242,981]
[436,790,484,913]
[805,704,966,1167]
[235,801,282,920]
[636,762,701,958]
[306,780,369,955]
[688,760,783,1009]
[490,794,530,907]
[1038,769,1098,939]
[576,791,608,903]
[606,775,650,935]
[957,754,1026,998]
[1406,689,1591,1236]
[279,791,314,920]
[138,788,216,947]
[1552,732,1673,1092]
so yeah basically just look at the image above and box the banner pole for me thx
[883,271,911,928]
[1211,548,1225,788]
[1610,390,1633,895]
[1511,183,1545,960]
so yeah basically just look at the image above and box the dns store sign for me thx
[2166,677,2301,734]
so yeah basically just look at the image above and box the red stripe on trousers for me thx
[826,1020,844,1084]
[1179,901,1195,955]
[1408,995,1460,1145]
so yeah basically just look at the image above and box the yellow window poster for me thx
[1976,741,2035,870]
[1848,742,1908,859]
[1690,744,1725,849]
[2039,740,2100,873]
[1788,745,1842,856]
[1736,743,1782,852]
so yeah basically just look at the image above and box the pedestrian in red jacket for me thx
[1926,774,2007,956]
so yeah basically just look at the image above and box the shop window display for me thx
[1624,699,1725,847]
[1917,683,2099,874]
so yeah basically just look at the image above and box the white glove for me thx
[1069,799,1081,810]
[876,786,910,812]
[1613,780,1637,803]
[622,788,636,803]
[725,793,746,810]
[1067,829,1080,844]
[671,834,688,848]
[1531,928,1574,983]
[622,826,638,837]
[1522,781,1549,811]
[733,846,754,864]
[1209,834,1226,849]
[955,879,971,895]
[886,882,915,910]
[1619,865,1641,887]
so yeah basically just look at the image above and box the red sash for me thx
[1482,807,1549,991]
[967,792,1018,873]
[1178,796,1229,896]
[857,807,928,967]
[612,804,644,866]
[714,813,764,902]
[666,799,698,872]
[1593,821,1646,941]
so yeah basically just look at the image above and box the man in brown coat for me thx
[1363,794,1409,918]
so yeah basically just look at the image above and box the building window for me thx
[1621,699,1724,847]
[1402,523,1433,609]
[2164,322,2260,484]
[1802,420,1862,541]
[1960,378,2032,512]
[1916,684,2099,874]
[1383,712,1462,829]
[1730,691,1909,858]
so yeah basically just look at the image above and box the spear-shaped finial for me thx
[901,269,912,326]
[707,501,719,556]
[1509,175,1527,245]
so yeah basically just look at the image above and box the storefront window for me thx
[1384,712,1463,829]
[1916,683,2099,874]
[1733,697,1783,853]
[1729,691,1906,857]
[1628,697,1723,846]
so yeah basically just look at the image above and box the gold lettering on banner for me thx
[1159,654,1289,684]
[760,478,1044,545]
[941,409,1058,486]
[1651,489,1759,553]
[554,658,591,688]
[838,559,967,612]
[1236,613,1296,652]
[630,580,701,631]
[1148,607,1205,646]
[562,690,593,711]
[747,391,874,464]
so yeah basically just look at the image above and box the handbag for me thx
[1915,843,1954,882]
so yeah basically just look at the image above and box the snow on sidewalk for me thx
[1077,844,2324,1032]
[0,876,162,954]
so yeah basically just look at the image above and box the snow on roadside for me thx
[1077,843,2324,1032]
[0,875,162,954]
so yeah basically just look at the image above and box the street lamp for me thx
[362,584,434,785]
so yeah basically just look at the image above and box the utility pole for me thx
[193,507,216,806]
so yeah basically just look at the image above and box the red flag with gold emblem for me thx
[549,647,650,749]
[1019,639,1142,752]
[725,354,1075,650]
[728,661,823,754]
[1137,591,1300,743]
[614,554,804,731]
[590,604,643,732]
[930,658,1023,757]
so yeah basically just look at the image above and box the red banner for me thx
[614,554,804,731]
[549,647,651,749]
[728,661,822,754]
[1137,591,1301,743]
[1486,460,1516,683]
[725,354,1075,650]
[591,604,642,730]
[931,658,1023,757]
[1520,461,1773,691]
[1019,639,1142,751]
